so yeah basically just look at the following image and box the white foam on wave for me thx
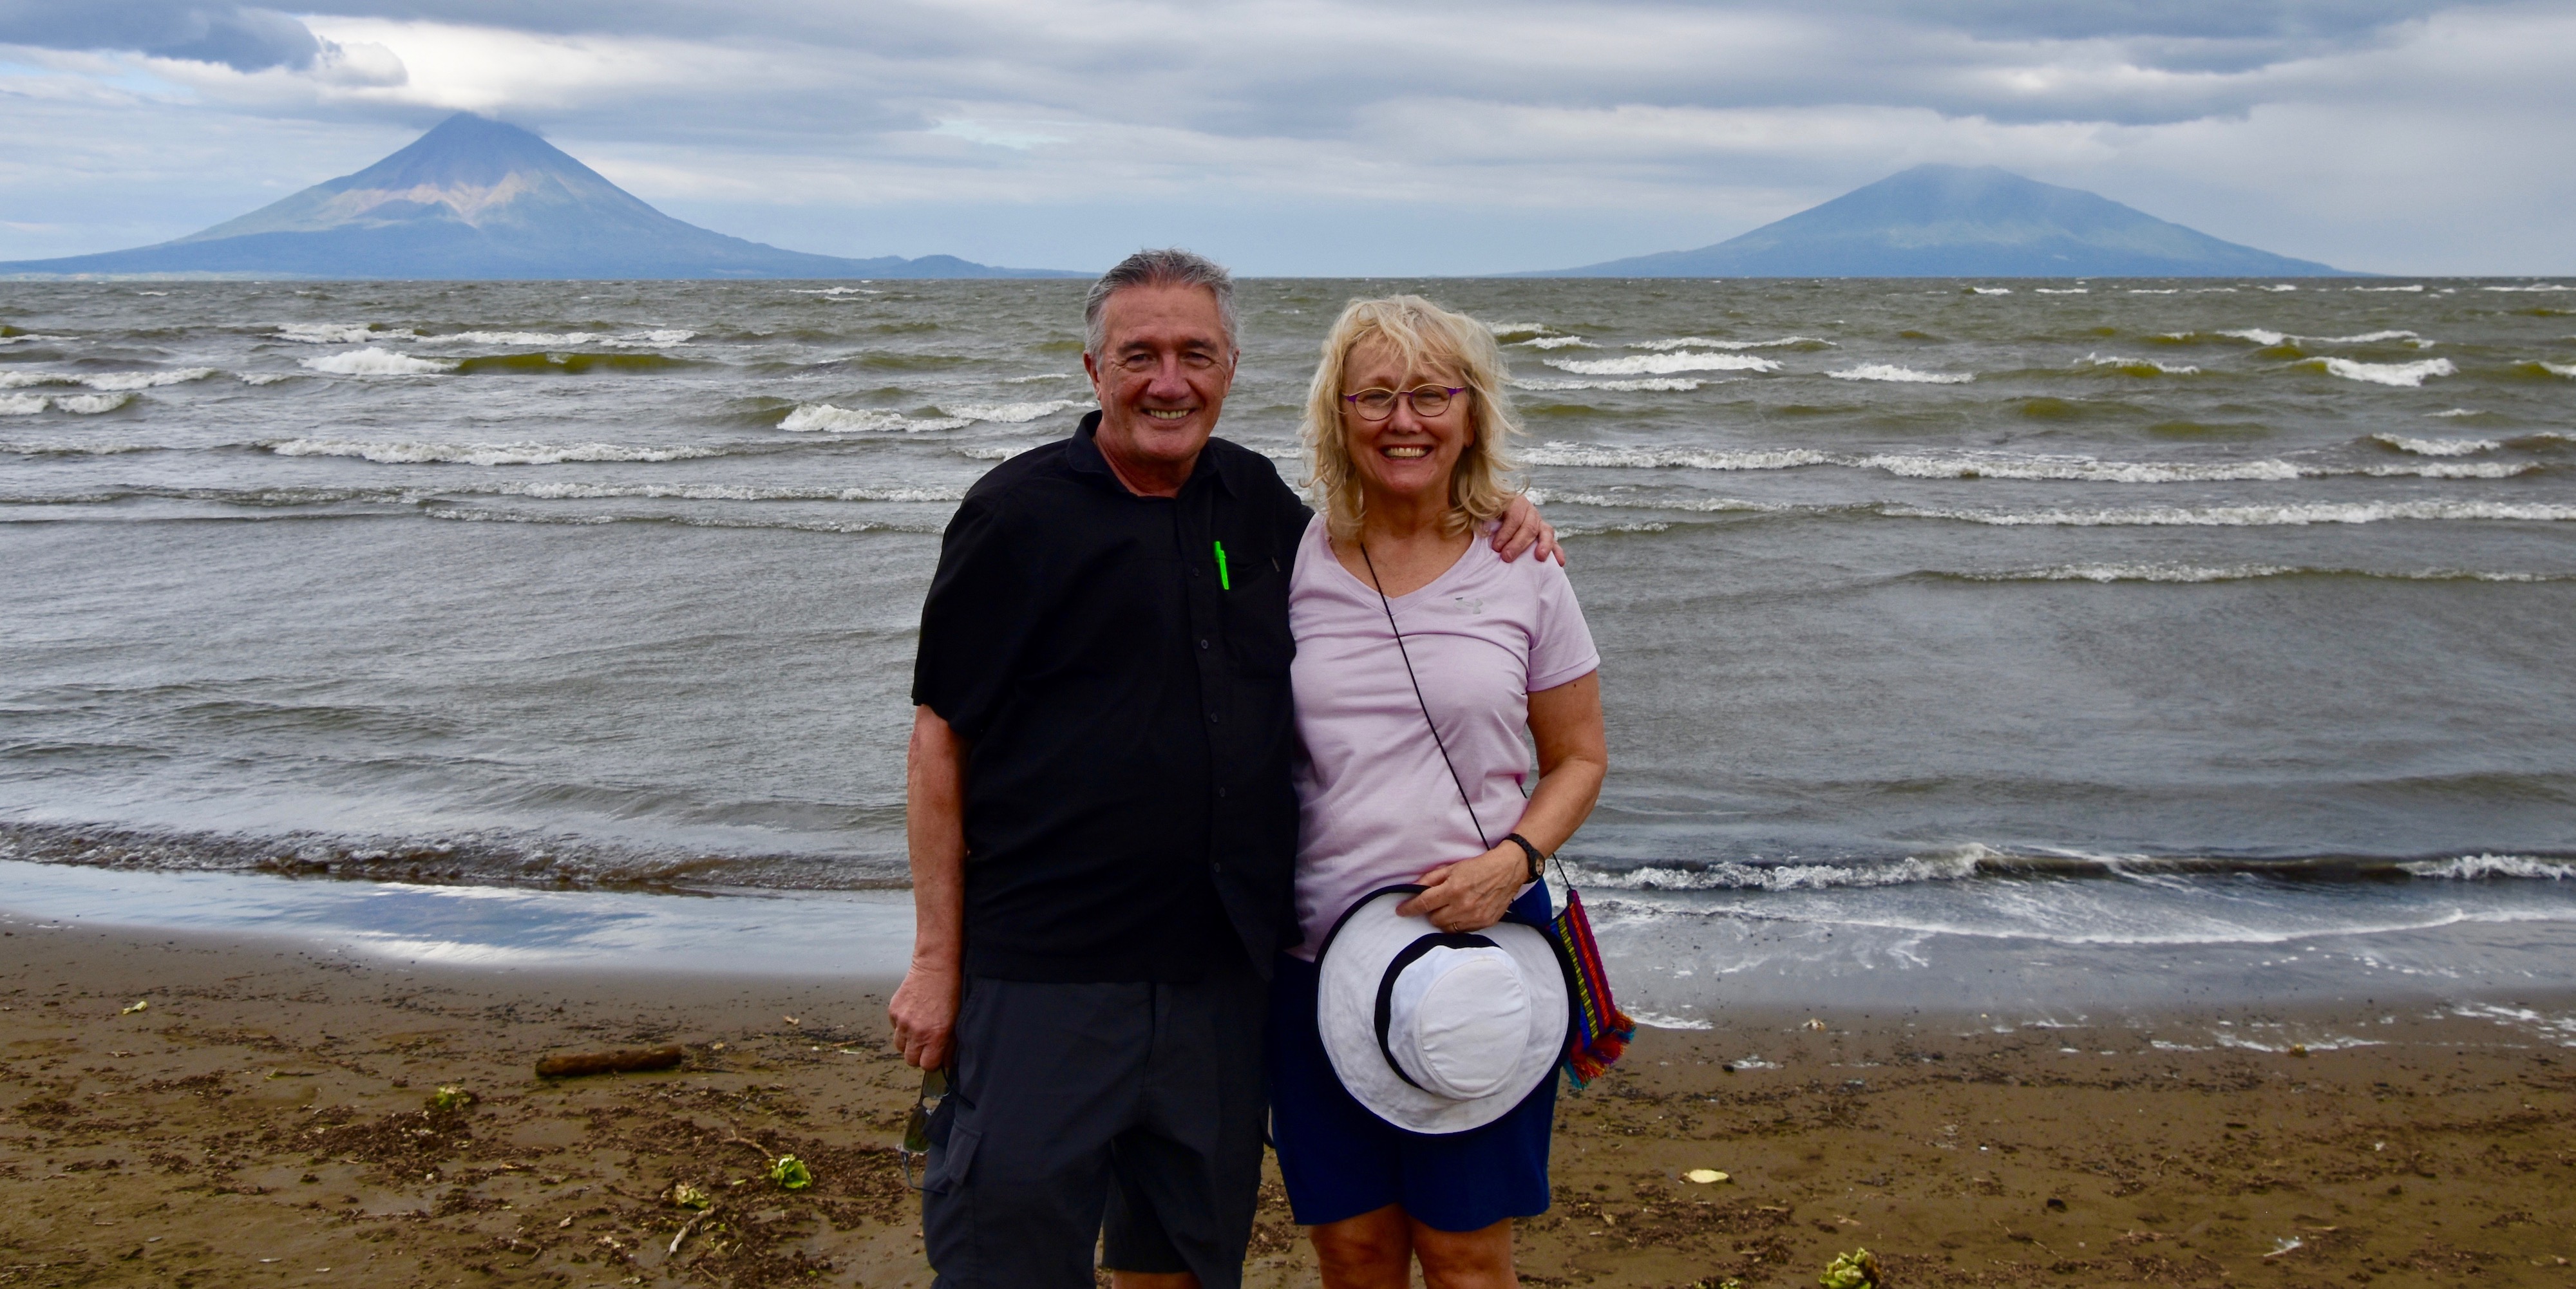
[1,393,52,416]
[1871,453,2304,483]
[2220,328,2287,346]
[2350,285,2425,292]
[1485,321,1552,339]
[2530,361,2576,378]
[2224,328,2429,348]
[780,404,969,434]
[0,333,70,346]
[1890,500,2576,527]
[1,368,216,391]
[1003,373,1074,383]
[1829,364,1973,384]
[414,329,696,348]
[1969,287,2012,296]
[3,392,134,415]
[939,399,1090,424]
[471,481,969,504]
[263,438,721,466]
[1965,564,2568,585]
[2033,288,2088,294]
[1525,487,1782,515]
[1510,377,1705,392]
[2260,285,2298,292]
[0,439,155,456]
[1513,335,1595,349]
[1548,352,1780,376]
[2401,854,2576,880]
[1628,335,1830,351]
[276,323,415,344]
[1523,444,1830,471]
[2481,284,2570,292]
[1575,851,1984,892]
[2128,288,2179,295]
[2372,433,2498,455]
[2360,461,2533,479]
[954,446,1019,461]
[238,372,296,386]
[2308,357,2455,386]
[2083,353,2199,375]
[422,507,938,536]
[790,287,882,296]
[300,348,457,377]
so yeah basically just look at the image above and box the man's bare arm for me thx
[889,705,968,1069]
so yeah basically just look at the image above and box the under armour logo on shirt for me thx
[1453,596,1486,614]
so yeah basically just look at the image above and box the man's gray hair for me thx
[1083,248,1238,357]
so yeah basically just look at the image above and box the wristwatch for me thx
[1504,833,1548,884]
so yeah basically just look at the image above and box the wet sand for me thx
[3,917,2571,1288]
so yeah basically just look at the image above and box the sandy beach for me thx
[3,916,2571,1288]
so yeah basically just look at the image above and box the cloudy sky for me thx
[1,0,2570,274]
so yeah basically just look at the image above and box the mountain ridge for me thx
[1522,165,2354,278]
[0,115,1081,281]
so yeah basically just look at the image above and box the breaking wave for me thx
[0,368,216,391]
[262,439,724,466]
[2372,434,2499,456]
[1513,335,1596,349]
[1887,500,2576,527]
[275,323,415,344]
[2306,357,2455,387]
[1511,377,1705,393]
[936,399,1090,424]
[1942,564,2570,585]
[1629,336,1832,352]
[0,392,132,415]
[1828,364,1973,384]
[2083,353,2199,376]
[300,348,457,377]
[780,404,969,433]
[1548,352,1781,376]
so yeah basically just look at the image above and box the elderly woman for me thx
[1270,296,1608,1289]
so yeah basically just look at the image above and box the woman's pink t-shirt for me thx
[1287,514,1600,959]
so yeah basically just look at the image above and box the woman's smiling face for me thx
[1340,336,1475,511]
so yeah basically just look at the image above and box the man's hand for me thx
[1397,845,1526,932]
[1490,492,1564,565]
[895,706,970,1071]
[889,964,960,1070]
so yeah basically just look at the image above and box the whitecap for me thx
[53,393,133,415]
[1,439,156,455]
[2083,353,2199,375]
[0,333,70,346]
[1522,444,1830,471]
[939,399,1090,424]
[2350,285,2425,292]
[779,404,969,434]
[1524,488,1783,515]
[469,481,969,504]
[2360,461,2533,479]
[2218,328,2287,346]
[954,446,1019,461]
[1510,377,1705,392]
[2401,854,2576,880]
[1969,287,2012,296]
[74,368,218,392]
[2371,433,2499,456]
[1575,851,1983,891]
[276,323,413,344]
[2530,361,2576,378]
[1888,500,2576,527]
[0,393,50,416]
[1829,364,1973,384]
[1958,563,2302,583]
[414,329,696,348]
[1864,454,2302,483]
[1003,373,1074,383]
[1628,336,1830,351]
[1485,321,1552,339]
[2033,288,2088,295]
[1547,352,1779,376]
[238,373,296,386]
[2427,409,2481,418]
[299,348,457,377]
[2128,288,2179,295]
[2259,285,2298,292]
[262,438,721,466]
[1512,335,1596,349]
[2480,284,2570,292]
[790,286,882,296]
[2307,357,2454,387]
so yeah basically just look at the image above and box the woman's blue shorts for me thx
[1264,887,1558,1233]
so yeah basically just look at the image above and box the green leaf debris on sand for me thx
[767,1154,813,1190]
[119,999,149,1015]
[1820,1247,1882,1289]
[429,1084,475,1112]
[667,1181,712,1210]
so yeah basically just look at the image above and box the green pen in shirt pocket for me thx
[1213,540,1231,590]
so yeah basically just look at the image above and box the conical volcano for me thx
[0,114,1075,280]
[1526,164,2352,278]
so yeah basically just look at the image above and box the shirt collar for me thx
[1069,410,1239,499]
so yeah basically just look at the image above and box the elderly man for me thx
[891,249,1551,1289]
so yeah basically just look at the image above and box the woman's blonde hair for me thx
[1302,295,1524,542]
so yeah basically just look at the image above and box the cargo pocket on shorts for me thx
[922,1123,981,1196]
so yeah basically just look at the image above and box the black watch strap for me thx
[1504,833,1548,884]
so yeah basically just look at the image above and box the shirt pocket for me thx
[1221,552,1295,675]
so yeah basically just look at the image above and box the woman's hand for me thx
[1397,845,1529,932]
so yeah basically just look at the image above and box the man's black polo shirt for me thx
[912,412,1311,983]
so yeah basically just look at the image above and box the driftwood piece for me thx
[534,1044,686,1078]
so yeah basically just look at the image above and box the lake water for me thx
[4,277,2572,1015]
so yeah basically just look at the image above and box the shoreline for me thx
[5,917,2572,1287]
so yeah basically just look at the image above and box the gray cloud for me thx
[0,0,329,71]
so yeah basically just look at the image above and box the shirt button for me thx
[1198,639,1210,650]
[1216,786,1228,798]
[1206,711,1221,724]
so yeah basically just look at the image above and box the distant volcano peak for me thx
[1526,164,2354,278]
[1,112,1077,281]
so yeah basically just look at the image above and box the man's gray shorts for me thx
[921,961,1267,1288]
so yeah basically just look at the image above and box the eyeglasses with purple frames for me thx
[1342,385,1466,421]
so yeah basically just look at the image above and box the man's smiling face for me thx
[1083,283,1237,495]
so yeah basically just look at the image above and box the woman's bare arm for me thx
[1399,672,1607,931]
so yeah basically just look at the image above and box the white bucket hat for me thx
[1314,885,1570,1135]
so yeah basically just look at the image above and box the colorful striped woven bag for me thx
[1545,881,1634,1087]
